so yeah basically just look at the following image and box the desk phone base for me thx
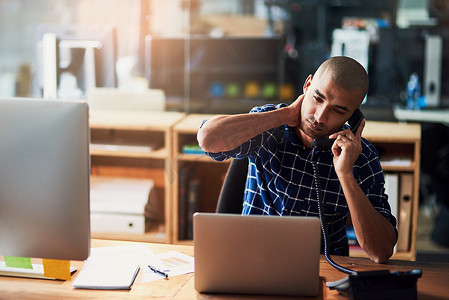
[327,269,422,300]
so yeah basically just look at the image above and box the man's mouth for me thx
[308,120,325,133]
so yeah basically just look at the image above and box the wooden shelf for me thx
[381,164,416,172]
[172,114,232,243]
[90,148,169,159]
[89,110,185,244]
[171,114,217,133]
[363,121,421,143]
[175,153,231,163]
[91,230,167,244]
[350,249,415,261]
[90,110,186,131]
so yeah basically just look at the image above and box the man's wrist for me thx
[336,170,355,183]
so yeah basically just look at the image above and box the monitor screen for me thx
[33,24,117,100]
[0,98,90,261]
[145,36,286,113]
[368,26,449,107]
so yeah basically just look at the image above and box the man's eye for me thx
[313,96,323,103]
[334,108,345,115]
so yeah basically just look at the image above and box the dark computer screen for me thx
[145,36,286,113]
[368,26,449,107]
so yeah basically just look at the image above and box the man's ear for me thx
[303,75,313,93]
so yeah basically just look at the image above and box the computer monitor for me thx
[33,24,117,100]
[368,26,449,108]
[145,35,285,113]
[0,97,90,261]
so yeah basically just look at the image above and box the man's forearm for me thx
[197,107,291,153]
[338,172,397,263]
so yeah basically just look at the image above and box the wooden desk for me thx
[1,239,448,299]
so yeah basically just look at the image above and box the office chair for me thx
[215,157,248,214]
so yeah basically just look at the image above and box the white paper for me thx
[142,251,194,282]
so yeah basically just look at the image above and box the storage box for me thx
[90,176,155,234]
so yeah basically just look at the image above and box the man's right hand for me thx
[285,94,304,128]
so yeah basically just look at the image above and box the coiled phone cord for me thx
[311,151,355,275]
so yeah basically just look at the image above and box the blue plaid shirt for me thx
[203,103,397,255]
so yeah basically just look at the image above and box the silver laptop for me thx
[193,213,321,297]
[0,97,90,261]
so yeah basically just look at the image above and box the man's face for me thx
[299,72,361,140]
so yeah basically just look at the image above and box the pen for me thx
[148,265,169,279]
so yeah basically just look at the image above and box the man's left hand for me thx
[329,119,365,175]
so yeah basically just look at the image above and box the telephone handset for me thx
[311,109,364,151]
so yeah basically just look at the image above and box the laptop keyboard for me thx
[0,262,76,280]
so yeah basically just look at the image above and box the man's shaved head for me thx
[314,56,369,103]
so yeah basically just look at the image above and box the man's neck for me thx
[294,126,314,149]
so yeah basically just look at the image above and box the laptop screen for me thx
[194,213,321,297]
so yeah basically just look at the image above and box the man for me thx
[197,56,397,263]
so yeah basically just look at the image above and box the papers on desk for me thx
[72,245,194,290]
[143,251,194,282]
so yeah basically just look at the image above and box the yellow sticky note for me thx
[42,259,71,280]
[4,256,32,269]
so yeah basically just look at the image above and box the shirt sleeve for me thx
[202,103,287,161]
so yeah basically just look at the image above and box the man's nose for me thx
[314,106,328,123]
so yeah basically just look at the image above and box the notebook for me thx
[193,213,321,297]
[72,245,154,290]
[73,261,140,290]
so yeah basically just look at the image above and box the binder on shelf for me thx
[182,144,205,155]
[385,173,399,253]
[186,178,201,240]
[178,168,191,240]
[178,167,201,240]
[385,173,399,221]
[347,226,363,256]
[397,173,413,252]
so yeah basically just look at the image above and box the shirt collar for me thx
[284,125,307,150]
